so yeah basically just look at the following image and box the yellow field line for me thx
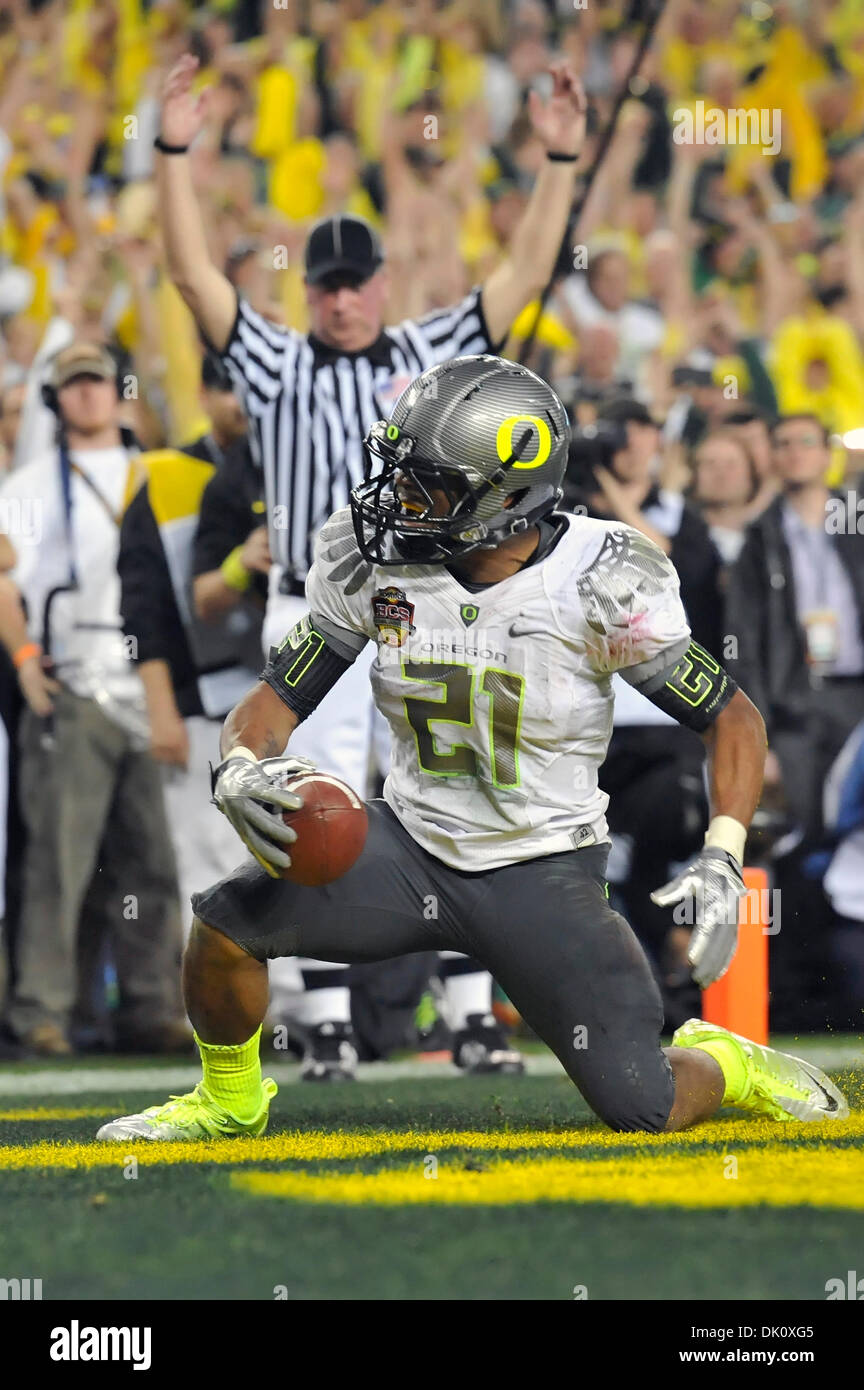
[0,1112,861,1170]
[231,1148,864,1208]
[0,1107,117,1122]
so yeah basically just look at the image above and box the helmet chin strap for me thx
[473,488,562,549]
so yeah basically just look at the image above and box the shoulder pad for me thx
[576,527,673,637]
[317,509,373,596]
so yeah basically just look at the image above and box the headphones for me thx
[41,346,126,417]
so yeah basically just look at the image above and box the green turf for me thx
[1,1071,862,1301]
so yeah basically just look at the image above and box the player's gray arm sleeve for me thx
[619,638,738,733]
[260,611,369,722]
[311,610,369,659]
[619,637,691,690]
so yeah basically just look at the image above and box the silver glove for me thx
[213,754,315,878]
[650,847,746,987]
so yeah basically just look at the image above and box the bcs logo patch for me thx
[372,586,415,647]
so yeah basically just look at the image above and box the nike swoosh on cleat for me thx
[786,1060,848,1119]
[808,1074,839,1113]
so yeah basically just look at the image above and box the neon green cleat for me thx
[672,1019,849,1122]
[95,1078,278,1141]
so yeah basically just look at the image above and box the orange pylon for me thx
[702,867,770,1044]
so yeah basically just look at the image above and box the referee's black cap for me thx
[304,215,384,285]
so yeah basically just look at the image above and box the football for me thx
[269,770,368,886]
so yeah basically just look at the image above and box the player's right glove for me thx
[212,753,315,878]
[650,847,746,987]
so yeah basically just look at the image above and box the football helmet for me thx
[350,355,570,564]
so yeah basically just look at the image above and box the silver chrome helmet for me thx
[350,354,570,564]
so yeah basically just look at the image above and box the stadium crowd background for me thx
[0,0,862,1056]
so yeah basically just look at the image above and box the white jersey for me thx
[305,509,692,871]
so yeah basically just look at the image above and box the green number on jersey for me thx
[277,618,326,688]
[664,641,720,708]
[481,667,524,788]
[402,662,475,777]
[402,660,526,788]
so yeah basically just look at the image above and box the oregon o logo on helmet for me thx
[496,414,551,469]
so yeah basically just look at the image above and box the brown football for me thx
[270,771,368,886]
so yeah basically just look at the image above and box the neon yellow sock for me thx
[690,1037,751,1106]
[195,1026,265,1121]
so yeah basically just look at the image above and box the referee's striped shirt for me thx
[219,288,494,580]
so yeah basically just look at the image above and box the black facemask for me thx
[351,459,486,565]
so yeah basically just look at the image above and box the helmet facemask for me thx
[351,419,561,566]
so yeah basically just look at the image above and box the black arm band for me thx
[260,615,353,722]
[624,640,738,733]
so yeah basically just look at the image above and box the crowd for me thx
[0,0,862,1060]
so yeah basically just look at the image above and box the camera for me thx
[563,418,627,508]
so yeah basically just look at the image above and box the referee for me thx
[154,52,587,1074]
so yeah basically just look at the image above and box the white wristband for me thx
[224,745,258,764]
[704,816,747,866]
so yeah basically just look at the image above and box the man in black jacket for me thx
[191,438,269,623]
[725,414,864,837]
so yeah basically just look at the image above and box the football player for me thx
[99,356,848,1140]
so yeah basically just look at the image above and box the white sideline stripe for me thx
[0,1043,861,1096]
[0,1056,556,1095]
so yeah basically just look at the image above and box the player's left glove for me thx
[650,847,746,987]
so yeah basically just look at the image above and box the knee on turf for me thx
[602,1108,668,1135]
[587,1087,671,1135]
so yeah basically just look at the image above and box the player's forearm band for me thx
[705,815,747,865]
[222,745,258,764]
[260,615,354,722]
[220,546,252,593]
[624,640,738,733]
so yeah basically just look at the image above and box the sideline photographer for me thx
[0,343,186,1056]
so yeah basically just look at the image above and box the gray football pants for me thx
[193,800,675,1131]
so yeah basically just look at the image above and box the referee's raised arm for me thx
[480,61,588,346]
[154,55,237,354]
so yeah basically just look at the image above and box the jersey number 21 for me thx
[402,660,525,789]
